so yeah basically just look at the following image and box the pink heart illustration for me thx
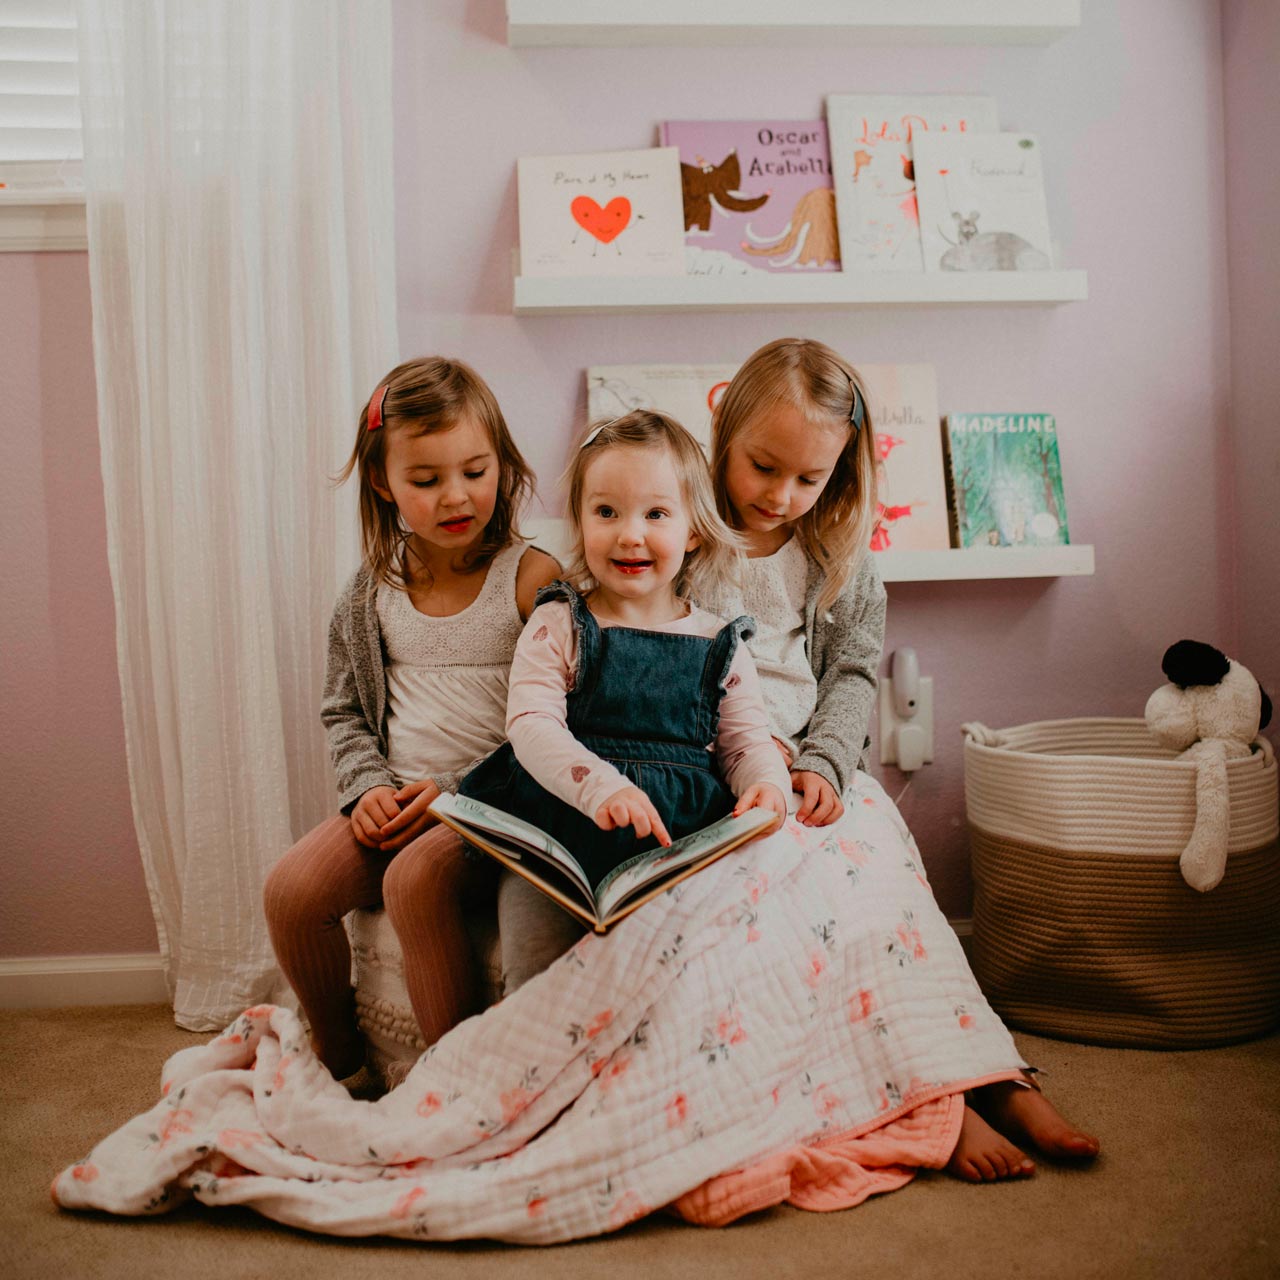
[571,765,591,783]
[725,673,741,689]
[532,625,549,641]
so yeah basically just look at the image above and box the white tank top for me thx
[378,541,526,785]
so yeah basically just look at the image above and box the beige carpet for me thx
[3,1003,1278,1280]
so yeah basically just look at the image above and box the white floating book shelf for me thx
[523,519,1093,583]
[506,1,1081,47]
[514,271,1088,315]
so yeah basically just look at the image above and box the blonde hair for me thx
[710,337,878,612]
[338,356,534,589]
[562,410,742,604]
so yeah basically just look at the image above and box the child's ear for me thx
[686,529,702,554]
[369,467,393,504]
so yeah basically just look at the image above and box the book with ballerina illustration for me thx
[657,119,840,275]
[429,792,776,933]
[516,147,687,278]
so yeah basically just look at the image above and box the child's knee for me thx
[383,829,466,906]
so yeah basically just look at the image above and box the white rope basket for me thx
[962,718,1280,1048]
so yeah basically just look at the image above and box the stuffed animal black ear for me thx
[1162,639,1231,688]
[1261,688,1273,732]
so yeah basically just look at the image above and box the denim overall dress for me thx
[458,582,755,890]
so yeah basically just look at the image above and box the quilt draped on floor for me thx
[55,773,1025,1242]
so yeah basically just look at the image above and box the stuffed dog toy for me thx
[1144,640,1273,892]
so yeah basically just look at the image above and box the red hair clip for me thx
[366,384,389,432]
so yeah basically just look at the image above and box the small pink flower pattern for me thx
[217,1129,263,1150]
[152,1108,194,1149]
[71,1163,99,1183]
[886,911,927,966]
[666,1093,688,1128]
[848,988,876,1022]
[804,948,827,989]
[390,1186,426,1219]
[608,1189,650,1231]
[416,1092,442,1118]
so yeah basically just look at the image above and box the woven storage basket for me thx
[963,718,1280,1049]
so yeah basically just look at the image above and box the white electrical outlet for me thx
[878,675,934,768]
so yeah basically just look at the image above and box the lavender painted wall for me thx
[0,252,157,956]
[1222,1,1280,700]
[2,0,1270,960]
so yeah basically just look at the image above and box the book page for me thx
[594,809,774,920]
[430,793,594,900]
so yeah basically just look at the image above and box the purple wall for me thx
[3,0,1274,958]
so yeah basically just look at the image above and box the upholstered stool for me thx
[346,907,503,1083]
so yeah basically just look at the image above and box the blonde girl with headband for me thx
[264,356,560,1080]
[707,337,1100,1180]
[457,410,790,992]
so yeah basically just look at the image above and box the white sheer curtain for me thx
[76,0,398,1029]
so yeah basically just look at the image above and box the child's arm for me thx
[793,555,887,796]
[715,646,792,832]
[506,602,650,826]
[515,546,563,621]
[320,581,397,817]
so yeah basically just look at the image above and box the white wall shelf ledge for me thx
[506,1,1081,47]
[514,271,1088,315]
[523,519,1094,583]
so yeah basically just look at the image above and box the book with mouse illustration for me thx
[585,362,738,455]
[429,792,775,933]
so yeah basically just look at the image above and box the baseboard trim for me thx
[0,953,169,1008]
[0,919,975,1009]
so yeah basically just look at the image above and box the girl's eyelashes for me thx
[410,469,487,488]
[751,460,774,475]
[645,509,668,520]
[463,469,487,481]
[594,504,616,519]
[412,478,438,488]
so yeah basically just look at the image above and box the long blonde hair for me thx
[338,356,534,589]
[562,410,742,604]
[711,337,878,612]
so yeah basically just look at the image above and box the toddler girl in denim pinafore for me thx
[456,410,791,993]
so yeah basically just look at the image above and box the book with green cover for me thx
[943,413,1069,548]
[429,792,774,933]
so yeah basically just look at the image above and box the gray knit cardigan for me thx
[790,549,887,794]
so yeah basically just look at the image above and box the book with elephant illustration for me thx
[429,792,775,933]
[658,120,840,274]
[913,133,1054,272]
[942,413,1070,548]
[516,147,687,277]
[825,94,998,273]
[585,363,738,454]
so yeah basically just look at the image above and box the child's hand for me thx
[351,786,400,848]
[733,783,787,834]
[377,778,442,851]
[791,770,844,826]
[596,785,672,847]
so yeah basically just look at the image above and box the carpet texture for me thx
[3,1003,1277,1279]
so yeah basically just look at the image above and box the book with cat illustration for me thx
[913,133,1054,272]
[858,364,950,552]
[657,120,839,275]
[586,363,738,455]
[516,147,686,278]
[429,792,775,933]
[825,94,998,273]
[943,413,1070,548]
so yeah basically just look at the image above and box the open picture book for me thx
[429,792,776,933]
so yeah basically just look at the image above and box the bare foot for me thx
[946,1105,1036,1183]
[971,1079,1100,1160]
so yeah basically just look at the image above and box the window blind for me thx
[0,0,81,169]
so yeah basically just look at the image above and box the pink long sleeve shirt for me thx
[505,599,792,822]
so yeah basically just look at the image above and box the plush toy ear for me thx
[1162,639,1230,688]
[1261,687,1273,732]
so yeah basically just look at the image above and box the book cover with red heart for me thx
[517,147,686,278]
[659,120,840,275]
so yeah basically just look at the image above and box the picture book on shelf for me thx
[825,94,998,273]
[516,147,686,278]
[429,792,775,933]
[586,363,738,454]
[913,133,1054,272]
[943,413,1070,548]
[859,364,950,552]
[658,119,839,275]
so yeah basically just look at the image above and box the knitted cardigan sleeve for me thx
[320,568,397,814]
[791,553,887,795]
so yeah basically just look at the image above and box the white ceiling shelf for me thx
[514,270,1088,315]
[523,519,1093,583]
[506,1,1081,47]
